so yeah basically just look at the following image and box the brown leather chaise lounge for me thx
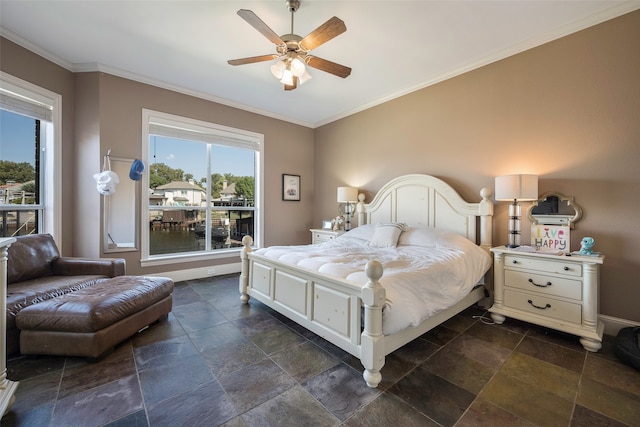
[6,234,173,359]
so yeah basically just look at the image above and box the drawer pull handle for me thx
[563,266,570,271]
[512,260,518,264]
[528,278,552,288]
[528,299,551,310]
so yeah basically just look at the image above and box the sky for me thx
[150,135,254,182]
[1,110,255,181]
[0,109,36,165]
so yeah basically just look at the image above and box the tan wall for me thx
[74,72,101,258]
[314,10,640,322]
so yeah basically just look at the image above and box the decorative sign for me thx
[531,224,570,253]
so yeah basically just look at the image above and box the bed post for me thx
[239,235,253,304]
[360,260,385,388]
[478,187,494,252]
[356,193,366,227]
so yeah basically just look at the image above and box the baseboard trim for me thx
[600,314,640,336]
[147,263,242,283]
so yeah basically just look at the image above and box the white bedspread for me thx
[254,225,491,335]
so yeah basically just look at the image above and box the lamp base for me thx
[506,200,522,248]
[342,202,354,231]
[506,232,521,248]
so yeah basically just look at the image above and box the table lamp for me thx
[337,186,358,231]
[495,174,538,248]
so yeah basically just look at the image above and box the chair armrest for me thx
[51,257,126,277]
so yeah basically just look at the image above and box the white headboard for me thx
[356,174,493,251]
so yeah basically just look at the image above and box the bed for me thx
[239,174,494,387]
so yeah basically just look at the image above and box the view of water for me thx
[149,228,242,255]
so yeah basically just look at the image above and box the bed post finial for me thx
[239,235,253,304]
[356,193,366,227]
[361,260,385,388]
[479,187,493,252]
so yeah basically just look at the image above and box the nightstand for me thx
[310,229,343,244]
[489,246,604,352]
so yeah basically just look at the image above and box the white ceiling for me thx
[1,1,638,128]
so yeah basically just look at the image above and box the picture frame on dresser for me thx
[531,224,570,253]
[282,174,300,201]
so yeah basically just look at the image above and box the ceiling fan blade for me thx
[228,54,278,66]
[237,9,285,46]
[306,56,351,78]
[284,76,298,91]
[299,16,346,51]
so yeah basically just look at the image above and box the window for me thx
[141,109,263,264]
[0,73,61,240]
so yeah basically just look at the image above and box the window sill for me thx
[141,247,242,267]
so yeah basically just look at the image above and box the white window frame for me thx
[0,72,62,244]
[141,109,264,266]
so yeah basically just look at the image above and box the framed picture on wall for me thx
[282,174,300,201]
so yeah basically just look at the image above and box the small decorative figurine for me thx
[579,237,596,255]
[331,216,344,231]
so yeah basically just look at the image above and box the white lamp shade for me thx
[270,60,286,79]
[299,70,312,85]
[290,57,306,77]
[280,69,294,86]
[495,174,538,201]
[337,186,358,203]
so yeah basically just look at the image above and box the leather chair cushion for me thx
[16,276,174,333]
[7,234,60,284]
[6,276,109,331]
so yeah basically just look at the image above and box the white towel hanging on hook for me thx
[93,150,119,195]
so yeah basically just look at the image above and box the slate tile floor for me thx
[2,274,639,427]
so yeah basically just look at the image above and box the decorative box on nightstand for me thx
[489,246,604,352]
[310,229,343,244]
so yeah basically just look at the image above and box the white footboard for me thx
[239,236,386,387]
[238,174,493,388]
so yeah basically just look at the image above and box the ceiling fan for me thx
[227,0,351,91]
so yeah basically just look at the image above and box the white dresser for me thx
[489,245,604,352]
[310,229,343,244]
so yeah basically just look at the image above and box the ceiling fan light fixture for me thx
[270,60,286,79]
[229,1,350,89]
[280,69,294,86]
[290,56,306,77]
[299,69,312,85]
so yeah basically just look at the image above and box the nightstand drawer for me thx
[504,289,582,324]
[310,229,344,244]
[505,255,582,277]
[313,232,335,243]
[505,270,582,300]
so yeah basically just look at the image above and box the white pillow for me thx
[397,226,440,247]
[341,224,377,241]
[398,225,480,252]
[368,223,408,248]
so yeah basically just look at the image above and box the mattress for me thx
[254,224,491,335]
